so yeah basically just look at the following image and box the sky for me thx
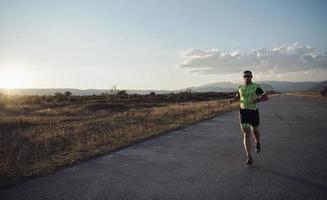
[0,0,327,90]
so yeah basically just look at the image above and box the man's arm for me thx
[251,87,269,103]
[228,91,240,104]
[254,93,268,103]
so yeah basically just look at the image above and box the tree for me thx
[54,92,65,102]
[64,91,72,97]
[118,90,127,96]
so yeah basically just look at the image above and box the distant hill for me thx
[175,82,237,93]
[0,88,171,96]
[178,80,326,93]
[257,83,276,92]
[0,88,83,96]
[197,82,239,89]
[308,80,327,91]
[258,81,321,92]
[190,82,237,93]
[183,82,276,93]
[1,80,326,96]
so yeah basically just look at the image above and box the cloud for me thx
[179,43,327,75]
[254,68,327,82]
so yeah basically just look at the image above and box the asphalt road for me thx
[1,95,327,200]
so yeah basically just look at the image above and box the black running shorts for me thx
[239,109,260,127]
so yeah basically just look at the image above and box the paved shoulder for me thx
[1,95,327,200]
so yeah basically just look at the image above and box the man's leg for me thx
[252,127,260,144]
[241,124,252,157]
[252,127,261,153]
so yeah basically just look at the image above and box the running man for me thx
[228,70,268,165]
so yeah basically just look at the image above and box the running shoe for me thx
[246,155,253,165]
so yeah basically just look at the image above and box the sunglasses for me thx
[243,75,252,78]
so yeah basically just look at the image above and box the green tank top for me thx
[238,83,264,110]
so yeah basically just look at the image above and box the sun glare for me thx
[0,67,26,89]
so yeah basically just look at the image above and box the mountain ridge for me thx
[1,80,326,95]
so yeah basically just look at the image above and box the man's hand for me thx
[229,92,240,104]
[250,98,259,104]
[250,94,268,104]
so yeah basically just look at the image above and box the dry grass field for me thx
[0,91,238,187]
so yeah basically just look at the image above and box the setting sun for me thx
[0,67,26,89]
